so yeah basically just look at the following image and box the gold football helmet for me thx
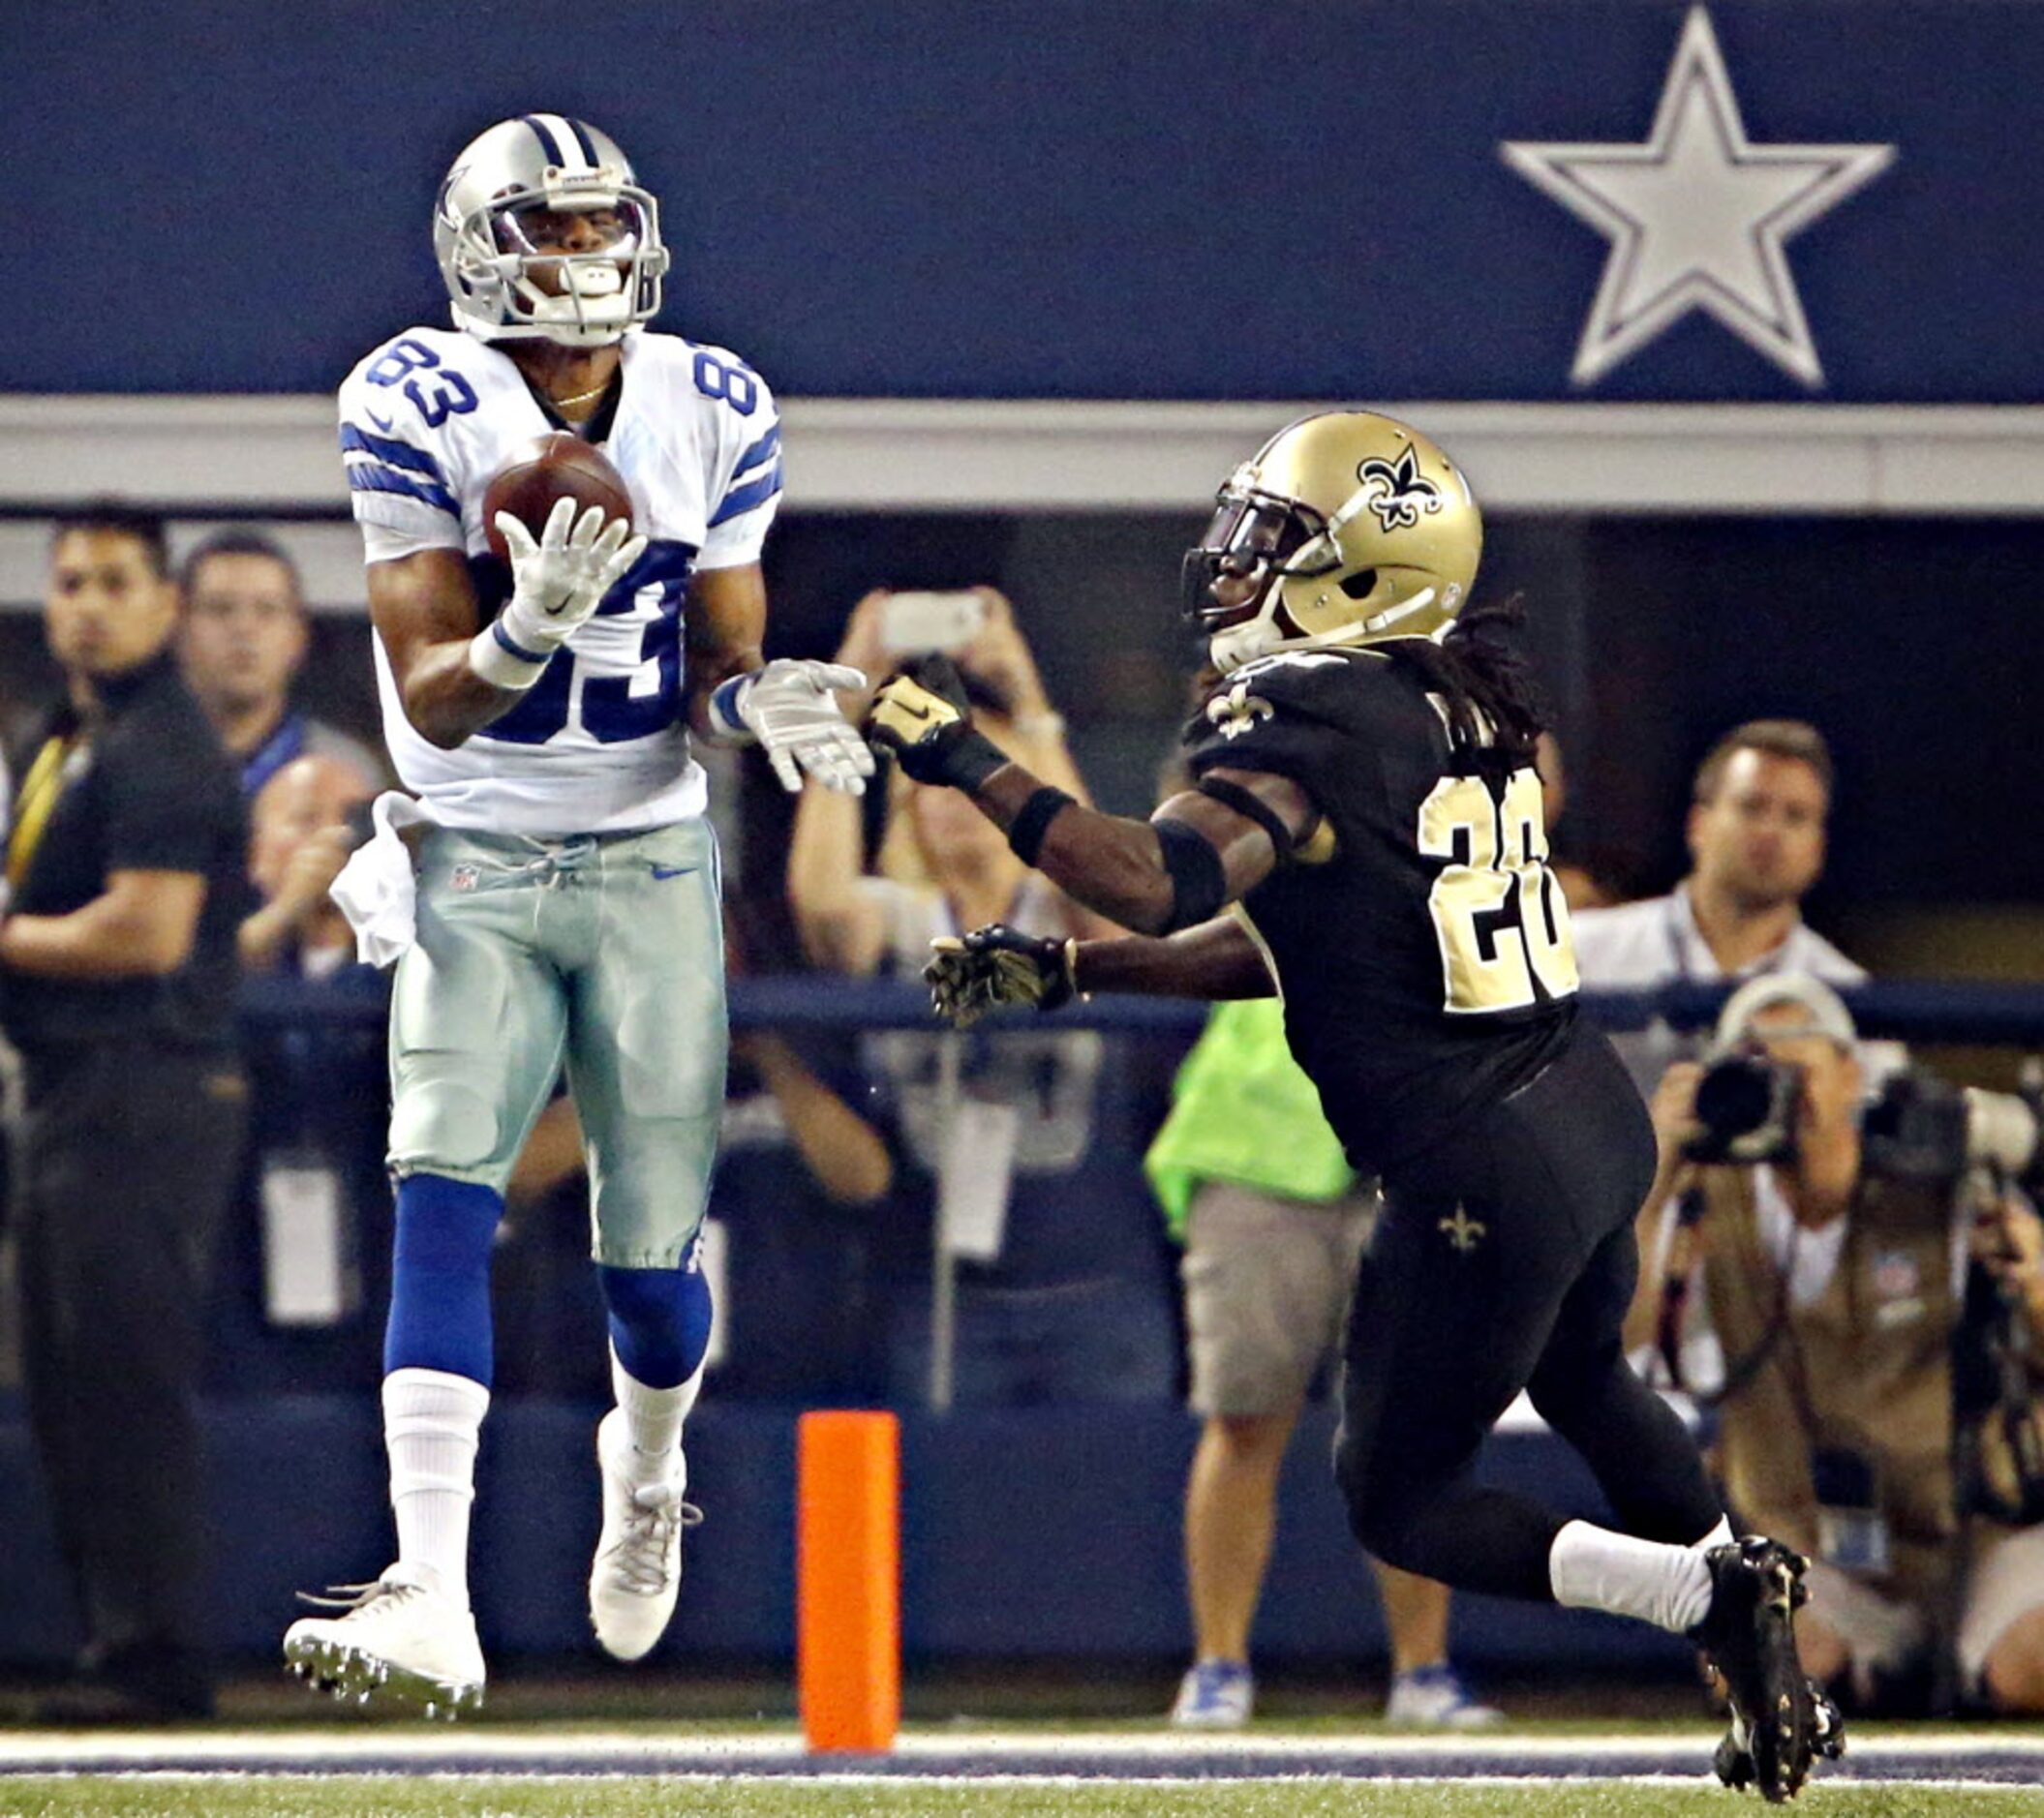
[1184,410,1483,674]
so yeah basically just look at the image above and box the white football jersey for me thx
[337,325,783,835]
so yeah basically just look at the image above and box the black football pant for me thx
[1333,1026,1723,1602]
[15,1042,246,1670]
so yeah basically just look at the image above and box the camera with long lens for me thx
[1683,1046,1805,1165]
[1863,1066,2044,1524]
[1860,1067,2044,1196]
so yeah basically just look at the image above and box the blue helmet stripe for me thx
[565,118,601,167]
[520,112,571,167]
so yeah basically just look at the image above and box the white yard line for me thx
[0,1729,2038,1769]
[11,1772,2041,1797]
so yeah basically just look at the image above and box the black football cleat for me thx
[1713,1678,1846,1796]
[1690,1536,1820,1803]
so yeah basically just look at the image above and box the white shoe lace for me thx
[296,1578,426,1620]
[603,1488,703,1595]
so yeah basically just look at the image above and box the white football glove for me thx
[711,659,874,795]
[471,496,647,690]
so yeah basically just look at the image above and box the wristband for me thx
[1007,786,1076,866]
[467,621,551,691]
[706,674,755,744]
[1060,937,1090,1004]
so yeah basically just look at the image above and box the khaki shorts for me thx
[1180,1180,1379,1418]
[1806,1521,2044,1686]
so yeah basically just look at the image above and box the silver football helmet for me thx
[434,114,670,348]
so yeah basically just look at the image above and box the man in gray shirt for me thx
[1571,720,1899,1091]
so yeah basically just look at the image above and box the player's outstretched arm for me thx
[1073,913,1275,1000]
[868,658,1315,937]
[926,913,1272,1029]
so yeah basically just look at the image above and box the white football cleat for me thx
[590,1407,701,1661]
[282,1566,484,1718]
[1385,1663,1503,1728]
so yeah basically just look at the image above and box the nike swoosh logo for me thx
[650,864,692,880]
[366,409,396,434]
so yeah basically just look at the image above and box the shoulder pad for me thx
[339,331,483,441]
[338,331,468,520]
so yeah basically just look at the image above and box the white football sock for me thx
[1548,1518,1716,1635]
[610,1347,702,1490]
[382,1366,489,1608]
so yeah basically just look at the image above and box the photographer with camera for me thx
[1632,973,2044,1713]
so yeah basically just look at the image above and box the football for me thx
[482,433,634,560]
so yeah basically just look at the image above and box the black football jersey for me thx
[1183,649,1579,1178]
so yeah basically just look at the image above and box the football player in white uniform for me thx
[283,113,869,1714]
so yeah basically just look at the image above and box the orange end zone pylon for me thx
[797,1409,900,1752]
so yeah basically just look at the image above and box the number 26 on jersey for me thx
[1419,769,1579,1015]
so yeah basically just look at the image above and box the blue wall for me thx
[0,1395,1688,1675]
[7,1,2038,401]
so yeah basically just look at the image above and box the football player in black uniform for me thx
[868,411,1838,1801]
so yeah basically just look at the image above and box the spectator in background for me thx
[213,759,388,1396]
[1571,720,1895,1091]
[1626,975,2044,1713]
[176,529,383,795]
[238,754,374,976]
[1147,996,1498,1730]
[790,588,1178,1407]
[3,503,249,1720]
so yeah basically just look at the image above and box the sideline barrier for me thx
[237,974,2044,1045]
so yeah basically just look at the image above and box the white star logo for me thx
[1501,7,1895,387]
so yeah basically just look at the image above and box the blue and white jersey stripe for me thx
[340,423,460,517]
[709,460,783,529]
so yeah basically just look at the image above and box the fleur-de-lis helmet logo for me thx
[1356,444,1444,533]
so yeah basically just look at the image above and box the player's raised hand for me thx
[865,655,1010,792]
[497,497,647,641]
[925,924,1078,1028]
[714,658,874,795]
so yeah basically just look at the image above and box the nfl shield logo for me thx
[1873,1251,1920,1301]
[450,863,480,894]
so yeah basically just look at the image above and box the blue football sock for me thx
[598,1257,713,1390]
[383,1173,503,1385]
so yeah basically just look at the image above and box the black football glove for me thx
[865,656,1009,791]
[925,924,1079,1029]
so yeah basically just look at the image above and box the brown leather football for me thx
[481,433,634,559]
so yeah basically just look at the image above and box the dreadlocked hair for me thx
[1383,592,1546,778]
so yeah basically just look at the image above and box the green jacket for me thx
[1144,997,1356,1238]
